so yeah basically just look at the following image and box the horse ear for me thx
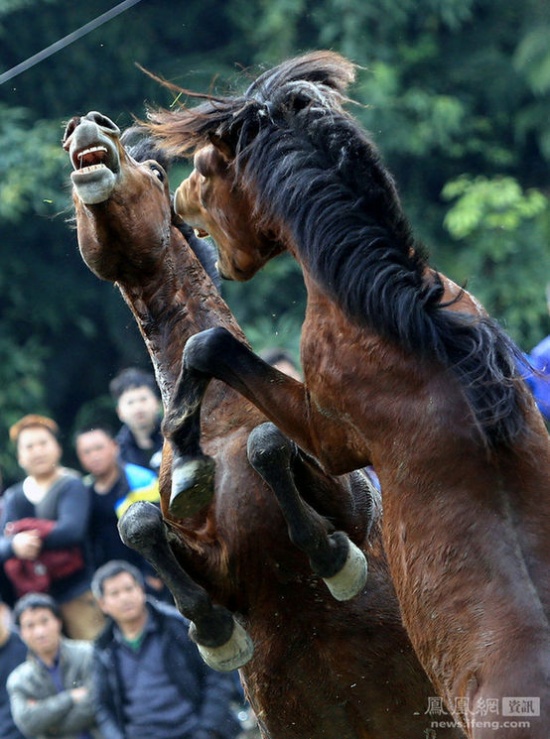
[208,132,234,161]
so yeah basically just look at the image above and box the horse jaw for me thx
[71,165,117,205]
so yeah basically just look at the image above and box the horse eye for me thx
[150,164,165,182]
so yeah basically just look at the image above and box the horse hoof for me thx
[196,619,254,672]
[169,457,216,517]
[322,537,368,601]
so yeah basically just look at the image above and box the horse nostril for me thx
[62,116,81,147]
[86,111,120,135]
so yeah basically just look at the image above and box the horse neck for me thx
[118,225,245,408]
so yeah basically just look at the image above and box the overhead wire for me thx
[0,0,144,86]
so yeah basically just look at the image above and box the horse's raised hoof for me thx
[322,536,368,601]
[169,456,216,518]
[193,619,255,672]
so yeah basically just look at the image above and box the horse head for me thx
[63,111,173,284]
[174,141,284,281]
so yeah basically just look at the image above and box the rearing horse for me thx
[62,111,463,738]
[144,52,550,738]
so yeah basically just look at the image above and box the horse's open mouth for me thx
[73,145,111,173]
[68,130,120,204]
[70,144,118,204]
[71,140,118,178]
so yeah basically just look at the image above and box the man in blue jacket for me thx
[75,426,160,566]
[109,368,164,473]
[91,560,242,739]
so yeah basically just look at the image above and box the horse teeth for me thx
[77,145,108,169]
[79,164,106,172]
[78,146,107,158]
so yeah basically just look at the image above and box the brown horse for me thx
[62,111,463,739]
[143,52,550,738]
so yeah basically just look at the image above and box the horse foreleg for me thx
[118,501,254,671]
[163,358,216,517]
[165,327,315,517]
[247,422,368,601]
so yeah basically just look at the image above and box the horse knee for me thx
[118,501,164,555]
[247,422,293,474]
[183,326,233,375]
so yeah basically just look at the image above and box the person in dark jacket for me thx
[7,592,100,739]
[91,560,242,739]
[0,415,104,640]
[109,368,164,473]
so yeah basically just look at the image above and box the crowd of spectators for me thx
[0,367,253,739]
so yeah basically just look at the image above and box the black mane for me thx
[147,51,526,447]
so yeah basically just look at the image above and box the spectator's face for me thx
[116,386,160,433]
[76,429,119,477]
[17,427,62,478]
[98,572,147,625]
[18,607,62,662]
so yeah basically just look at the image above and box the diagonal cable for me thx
[0,0,144,86]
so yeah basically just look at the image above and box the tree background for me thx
[1,0,549,483]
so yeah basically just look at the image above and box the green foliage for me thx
[227,0,308,61]
[0,335,48,485]
[442,175,550,346]
[223,254,305,325]
[514,26,550,95]
[0,105,67,221]
[443,176,547,238]
[0,0,51,25]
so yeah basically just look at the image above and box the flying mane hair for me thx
[144,51,527,448]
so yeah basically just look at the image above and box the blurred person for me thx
[0,466,18,606]
[109,368,164,472]
[75,425,169,602]
[91,559,242,739]
[259,347,302,381]
[7,592,101,739]
[0,596,27,739]
[523,338,550,421]
[0,415,104,640]
[521,287,550,422]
